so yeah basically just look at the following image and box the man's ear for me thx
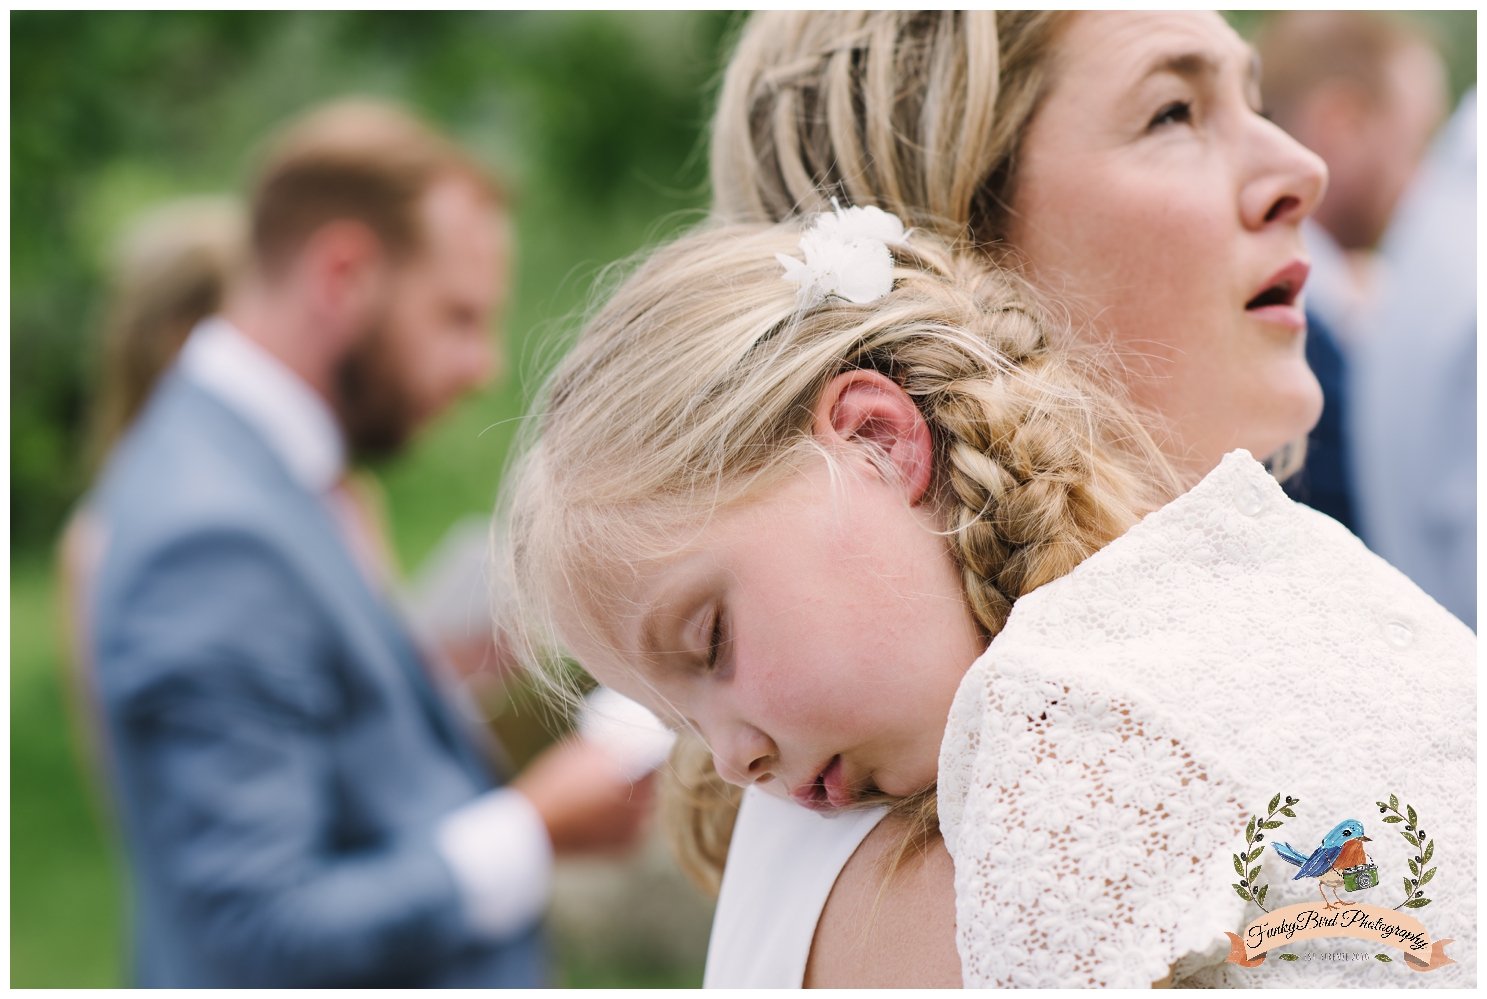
[813,370,934,505]
[300,220,387,347]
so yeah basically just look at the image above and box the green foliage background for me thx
[9,9,1477,988]
[12,10,740,560]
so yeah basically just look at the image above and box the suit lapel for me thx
[180,380,496,790]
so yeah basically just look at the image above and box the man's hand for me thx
[511,737,654,855]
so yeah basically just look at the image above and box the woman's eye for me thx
[1148,100,1193,129]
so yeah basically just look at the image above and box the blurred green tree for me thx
[11,10,738,554]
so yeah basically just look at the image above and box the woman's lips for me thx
[1245,260,1309,332]
[789,755,853,812]
[1246,303,1306,331]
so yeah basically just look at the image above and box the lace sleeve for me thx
[944,669,1247,988]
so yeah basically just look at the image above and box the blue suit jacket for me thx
[1284,310,1357,534]
[86,373,545,987]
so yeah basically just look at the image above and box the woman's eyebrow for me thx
[1143,50,1221,84]
[1141,46,1258,89]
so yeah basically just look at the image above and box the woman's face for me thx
[1009,11,1328,476]
[559,456,985,810]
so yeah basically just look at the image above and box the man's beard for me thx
[332,316,420,461]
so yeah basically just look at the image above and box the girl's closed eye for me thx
[703,607,730,674]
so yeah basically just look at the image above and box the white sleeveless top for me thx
[939,451,1476,987]
[703,787,887,988]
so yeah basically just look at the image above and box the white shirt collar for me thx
[178,316,346,494]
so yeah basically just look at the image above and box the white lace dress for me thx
[938,450,1476,987]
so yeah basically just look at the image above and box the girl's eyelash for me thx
[1149,100,1193,129]
[705,611,724,671]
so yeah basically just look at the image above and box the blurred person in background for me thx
[75,98,652,987]
[1256,11,1448,533]
[60,194,248,811]
[1350,87,1476,629]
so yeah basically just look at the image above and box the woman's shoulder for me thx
[804,811,961,988]
[976,448,1473,690]
[941,447,1474,842]
[703,788,888,988]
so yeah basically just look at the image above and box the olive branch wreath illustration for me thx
[1230,792,1295,913]
[1229,792,1436,964]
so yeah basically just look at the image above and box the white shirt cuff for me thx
[436,787,553,939]
[578,687,677,781]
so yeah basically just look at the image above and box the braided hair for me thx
[712,11,1070,246]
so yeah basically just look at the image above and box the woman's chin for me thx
[1222,366,1324,466]
[1260,369,1325,452]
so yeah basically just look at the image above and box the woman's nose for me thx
[1238,119,1329,231]
[709,723,778,787]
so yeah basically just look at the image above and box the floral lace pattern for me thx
[939,451,1476,988]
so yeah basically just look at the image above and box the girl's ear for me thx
[813,370,934,505]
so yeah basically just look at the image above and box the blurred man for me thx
[1256,12,1447,532]
[1350,88,1476,629]
[84,100,648,987]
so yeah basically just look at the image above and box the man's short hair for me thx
[249,98,503,273]
[1257,13,1434,129]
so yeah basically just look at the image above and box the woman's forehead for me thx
[1057,12,1252,92]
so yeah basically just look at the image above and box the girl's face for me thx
[1009,11,1328,476]
[562,455,985,810]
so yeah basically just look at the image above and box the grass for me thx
[10,558,126,987]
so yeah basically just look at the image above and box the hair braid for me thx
[852,264,1148,642]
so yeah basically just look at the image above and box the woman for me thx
[691,10,1329,987]
[58,196,248,810]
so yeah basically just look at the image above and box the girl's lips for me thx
[821,756,853,808]
[789,755,852,812]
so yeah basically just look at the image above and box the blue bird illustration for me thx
[1274,819,1373,909]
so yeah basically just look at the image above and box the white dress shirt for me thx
[178,316,554,939]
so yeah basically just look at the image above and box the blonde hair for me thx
[711,11,1071,244]
[502,221,1178,891]
[88,195,247,466]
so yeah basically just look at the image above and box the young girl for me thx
[503,210,1475,987]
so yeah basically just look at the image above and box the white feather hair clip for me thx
[776,199,908,310]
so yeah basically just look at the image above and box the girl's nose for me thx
[1238,119,1329,231]
[710,723,778,787]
